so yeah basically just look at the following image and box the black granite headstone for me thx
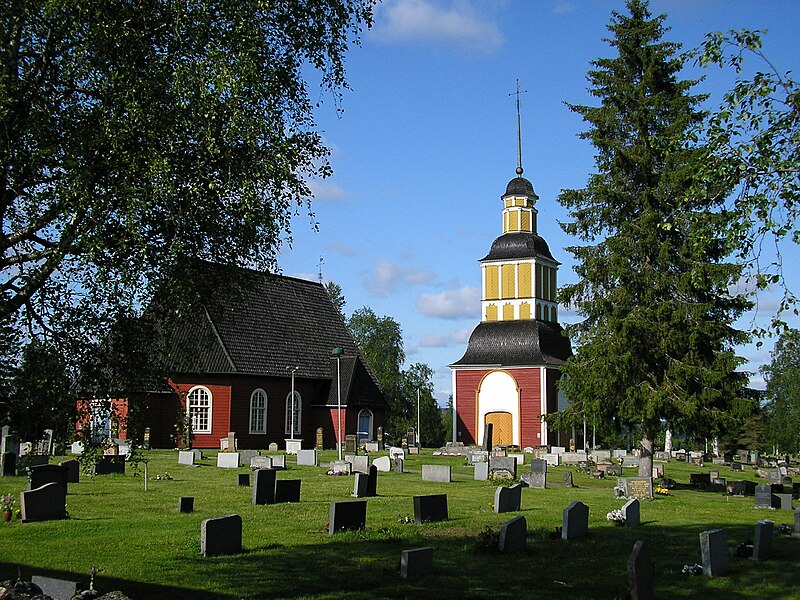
[413,494,448,524]
[200,514,242,556]
[628,540,654,600]
[178,497,194,513]
[328,500,367,534]
[274,479,301,503]
[252,468,276,505]
[498,515,527,553]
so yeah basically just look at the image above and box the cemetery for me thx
[1,447,799,599]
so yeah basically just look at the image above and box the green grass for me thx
[1,450,798,599]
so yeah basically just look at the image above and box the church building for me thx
[450,154,572,449]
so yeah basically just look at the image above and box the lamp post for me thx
[331,347,344,461]
[417,388,421,449]
[286,366,299,440]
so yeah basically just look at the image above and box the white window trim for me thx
[285,391,302,436]
[187,385,213,434]
[249,388,268,435]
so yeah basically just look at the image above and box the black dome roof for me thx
[451,320,572,367]
[504,176,538,198]
[481,232,557,262]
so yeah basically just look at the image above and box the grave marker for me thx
[237,473,250,487]
[755,483,779,509]
[498,515,527,554]
[178,497,194,513]
[393,457,404,473]
[562,471,573,488]
[752,520,773,561]
[94,456,125,475]
[366,465,378,497]
[400,547,433,580]
[19,482,67,522]
[622,498,640,528]
[489,456,517,479]
[316,427,324,450]
[328,500,366,534]
[352,472,369,498]
[274,479,301,503]
[200,514,242,556]
[297,449,318,466]
[699,529,727,577]
[372,456,391,472]
[474,462,489,481]
[250,456,273,470]
[561,501,589,540]
[494,484,522,513]
[421,464,451,483]
[28,464,68,492]
[217,453,240,469]
[522,459,546,489]
[252,468,276,505]
[413,494,448,524]
[178,450,196,466]
[619,477,653,500]
[270,454,286,469]
[627,541,654,600]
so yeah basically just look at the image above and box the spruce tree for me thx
[552,0,752,477]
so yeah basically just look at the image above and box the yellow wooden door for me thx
[485,412,513,446]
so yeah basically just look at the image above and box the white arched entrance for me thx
[477,370,520,446]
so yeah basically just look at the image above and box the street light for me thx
[286,366,299,440]
[331,347,344,461]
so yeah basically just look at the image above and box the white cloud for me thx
[419,327,473,347]
[328,241,355,257]
[308,178,348,202]
[364,259,436,297]
[372,0,503,54]
[417,286,480,319]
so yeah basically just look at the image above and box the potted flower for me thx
[2,494,15,522]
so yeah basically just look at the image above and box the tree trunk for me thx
[638,427,654,478]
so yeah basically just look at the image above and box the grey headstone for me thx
[31,575,78,600]
[421,464,451,483]
[752,520,773,561]
[389,446,405,460]
[619,476,653,500]
[627,540,654,600]
[200,514,242,556]
[494,484,522,513]
[413,494,448,524]
[352,472,369,498]
[270,454,286,469]
[561,501,589,540]
[347,454,369,474]
[607,465,622,477]
[528,459,547,489]
[328,500,367,534]
[268,442,278,452]
[345,434,357,455]
[489,456,517,479]
[622,498,640,528]
[20,482,67,522]
[498,515,527,554]
[252,468,276,505]
[365,442,379,453]
[239,450,260,465]
[275,479,301,503]
[775,493,793,510]
[483,423,493,452]
[755,483,779,509]
[70,441,84,455]
[400,547,433,580]
[217,452,240,469]
[563,471,573,488]
[393,457,404,473]
[700,529,727,577]
[250,456,273,470]
[178,497,194,513]
[297,449,318,466]
[372,456,391,472]
[474,462,489,481]
[622,455,640,468]
[328,460,351,474]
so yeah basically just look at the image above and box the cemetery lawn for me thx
[1,450,798,599]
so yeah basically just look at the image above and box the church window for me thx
[285,391,301,436]
[249,388,267,434]
[187,386,212,434]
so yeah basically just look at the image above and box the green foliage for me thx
[325,281,347,319]
[551,0,751,474]
[691,30,800,334]
[761,328,800,453]
[0,0,374,360]
[402,362,446,448]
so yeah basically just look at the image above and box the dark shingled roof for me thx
[161,265,385,409]
[504,176,538,198]
[481,232,557,262]
[450,320,572,367]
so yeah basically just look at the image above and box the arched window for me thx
[249,389,268,434]
[285,391,301,436]
[187,386,212,434]
[357,409,373,444]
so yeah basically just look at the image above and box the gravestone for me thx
[389,446,405,460]
[627,541,654,600]
[562,471,573,488]
[474,462,489,481]
[372,456,391,472]
[366,465,378,497]
[226,432,236,451]
[297,449,318,466]
[767,469,782,485]
[31,575,78,600]
[178,497,194,513]
[508,453,525,467]
[731,462,743,472]
[365,442,379,453]
[200,514,242,556]
[522,459,546,489]
[1,452,16,477]
[489,456,517,479]
[94,456,125,475]
[699,529,727,577]
[20,482,67,522]
[178,450,197,466]
[552,446,567,455]
[560,452,587,465]
[793,508,800,538]
[498,515,527,554]
[239,450,260,465]
[606,465,622,477]
[622,455,640,468]
[217,453,240,469]
[690,473,711,487]
[652,465,664,479]
[755,483,780,509]
[654,451,670,462]
[619,477,653,500]
[352,472,369,498]
[421,464,451,483]
[494,484,522,513]
[622,498,640,528]
[328,460,351,475]
[400,547,433,580]
[752,520,774,561]
[542,453,559,467]
[268,442,279,452]
[270,454,286,469]
[562,501,589,540]
[345,434,357,455]
[413,494,448,524]
[237,473,250,487]
[252,468,276,505]
[467,449,488,464]
[328,500,367,534]
[275,479,301,503]
[57,460,79,484]
[393,457,404,473]
[775,493,793,510]
[347,454,369,474]
[250,456,273,470]
[316,427,324,449]
[794,483,800,500]
[727,480,756,496]
[483,423,493,452]
[28,464,68,491]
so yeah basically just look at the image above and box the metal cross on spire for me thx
[509,79,527,176]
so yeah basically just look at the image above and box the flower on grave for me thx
[778,523,792,534]
[1,494,14,512]
[654,486,670,496]
[606,509,625,524]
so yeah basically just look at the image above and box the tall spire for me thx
[509,79,527,176]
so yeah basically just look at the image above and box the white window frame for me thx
[357,409,374,444]
[285,391,302,436]
[249,388,268,434]
[187,385,212,434]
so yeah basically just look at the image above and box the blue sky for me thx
[278,0,800,405]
